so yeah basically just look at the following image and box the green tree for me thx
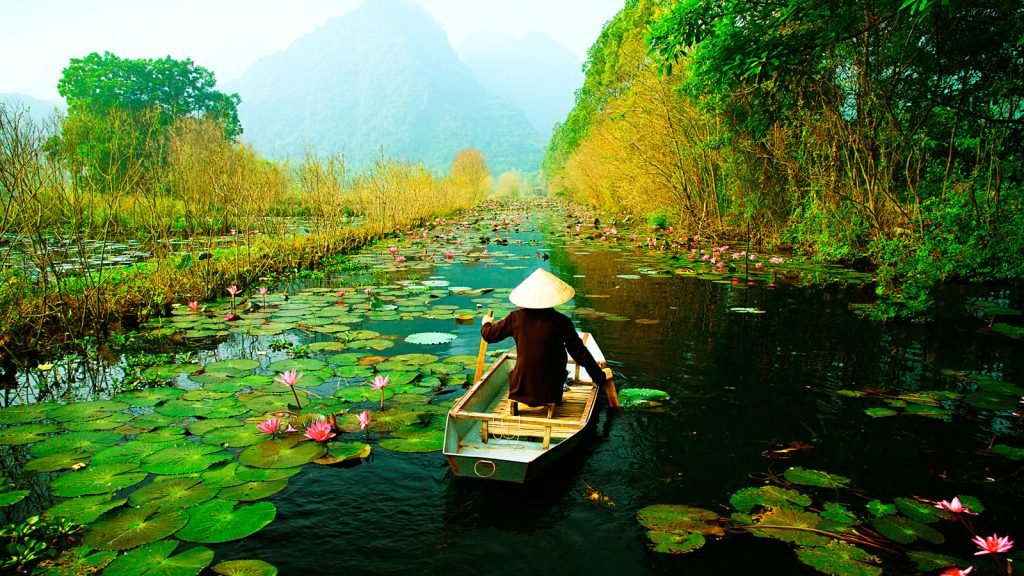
[56,52,241,194]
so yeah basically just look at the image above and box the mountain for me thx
[0,93,65,124]
[457,32,584,138]
[227,0,544,173]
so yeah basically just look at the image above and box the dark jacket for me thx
[481,308,607,406]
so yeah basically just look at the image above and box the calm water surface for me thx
[188,210,1020,574]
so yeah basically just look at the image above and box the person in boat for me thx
[481,268,607,408]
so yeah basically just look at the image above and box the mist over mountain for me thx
[228,0,544,173]
[457,31,583,138]
[0,93,65,124]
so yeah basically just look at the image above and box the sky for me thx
[0,0,623,100]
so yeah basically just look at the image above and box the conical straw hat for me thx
[509,268,575,309]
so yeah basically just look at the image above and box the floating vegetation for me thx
[637,466,1000,576]
[617,388,670,409]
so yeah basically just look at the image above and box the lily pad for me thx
[205,359,261,372]
[238,438,326,469]
[211,559,278,576]
[871,515,945,544]
[404,332,457,345]
[220,479,288,501]
[0,423,61,445]
[50,463,147,497]
[176,500,277,543]
[66,413,135,431]
[102,539,213,576]
[91,442,170,466]
[795,540,882,576]
[141,444,231,475]
[84,505,189,550]
[316,442,371,464]
[235,466,302,482]
[730,486,811,513]
[0,489,29,507]
[25,450,92,472]
[646,531,706,554]
[128,477,218,511]
[637,504,724,536]
[201,462,246,488]
[266,359,326,372]
[379,428,444,452]
[618,388,670,409]
[784,467,851,489]
[864,407,898,418]
[751,506,830,546]
[44,495,128,524]
[187,418,245,436]
[0,402,59,425]
[113,388,186,407]
[201,426,264,448]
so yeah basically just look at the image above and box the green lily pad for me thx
[187,418,245,436]
[866,500,897,517]
[871,515,945,544]
[327,353,368,366]
[131,413,184,430]
[211,559,278,576]
[795,540,882,576]
[618,388,670,408]
[784,467,851,489]
[906,550,970,571]
[335,365,375,379]
[820,502,861,527]
[102,539,213,576]
[315,442,371,464]
[44,495,128,524]
[379,428,444,452]
[136,427,187,443]
[201,426,264,448]
[113,388,186,407]
[128,477,218,510]
[92,442,170,466]
[335,385,395,403]
[37,547,118,575]
[142,444,231,475]
[140,363,197,379]
[25,450,92,472]
[991,444,1024,460]
[176,500,277,543]
[235,466,302,482]
[48,400,128,422]
[220,479,288,501]
[0,422,61,445]
[646,531,706,554]
[751,506,830,546]
[50,463,147,497]
[0,489,29,507]
[201,462,246,488]
[730,486,811,513]
[66,412,135,431]
[405,332,457,345]
[84,505,189,550]
[267,359,326,372]
[894,497,940,524]
[205,359,261,372]
[0,402,59,425]
[238,438,326,469]
[637,504,724,536]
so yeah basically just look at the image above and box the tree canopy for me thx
[59,51,241,138]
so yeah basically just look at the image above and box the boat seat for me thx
[509,400,554,418]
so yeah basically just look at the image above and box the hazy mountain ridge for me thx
[228,0,544,173]
[0,93,65,123]
[457,31,584,138]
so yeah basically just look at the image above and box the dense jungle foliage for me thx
[545,0,1024,318]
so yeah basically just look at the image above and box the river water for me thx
[200,205,1023,575]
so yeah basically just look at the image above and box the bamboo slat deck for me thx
[486,385,594,440]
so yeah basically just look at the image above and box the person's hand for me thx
[481,314,494,326]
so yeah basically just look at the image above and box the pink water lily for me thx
[304,420,336,442]
[371,374,391,410]
[935,497,977,515]
[445,251,454,259]
[395,255,406,263]
[256,416,295,436]
[226,285,241,309]
[258,287,269,307]
[941,567,973,576]
[274,369,304,408]
[358,410,372,440]
[972,533,1014,555]
[364,288,372,295]
[769,256,785,264]
[388,246,398,255]
[187,301,200,312]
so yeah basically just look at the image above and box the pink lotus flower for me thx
[256,416,295,435]
[187,301,200,312]
[756,262,764,268]
[304,419,336,442]
[226,285,241,309]
[769,257,785,264]
[972,533,1014,555]
[258,287,268,295]
[224,313,240,322]
[395,255,406,263]
[941,568,973,576]
[935,497,977,515]
[230,228,237,235]
[388,246,398,255]
[370,374,391,410]
[364,288,372,295]
[274,369,304,409]
[336,290,347,297]
[482,249,489,256]
[358,410,372,430]
[445,251,454,259]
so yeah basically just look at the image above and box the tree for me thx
[494,171,523,197]
[448,148,492,199]
[56,52,241,193]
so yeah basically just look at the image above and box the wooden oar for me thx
[473,310,493,384]
[602,367,621,409]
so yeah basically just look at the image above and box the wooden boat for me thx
[443,333,613,483]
